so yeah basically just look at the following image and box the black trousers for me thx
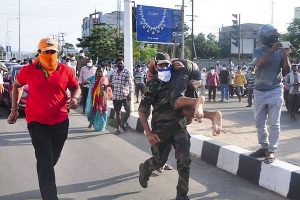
[142,129,191,197]
[81,87,89,112]
[247,88,254,106]
[28,119,69,200]
[288,94,300,115]
[208,86,217,101]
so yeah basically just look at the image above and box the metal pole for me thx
[18,0,21,60]
[180,0,185,59]
[238,14,240,67]
[191,0,194,61]
[124,0,134,111]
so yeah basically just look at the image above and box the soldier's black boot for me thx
[139,163,151,188]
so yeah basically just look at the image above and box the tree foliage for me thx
[77,25,121,62]
[281,18,300,60]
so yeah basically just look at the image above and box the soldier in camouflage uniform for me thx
[138,59,192,200]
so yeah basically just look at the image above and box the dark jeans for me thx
[288,94,300,116]
[141,129,191,197]
[229,85,234,97]
[208,86,217,101]
[28,119,69,200]
[248,88,254,106]
[81,86,89,112]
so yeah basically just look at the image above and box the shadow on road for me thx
[0,172,139,200]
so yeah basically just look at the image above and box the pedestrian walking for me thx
[200,68,207,96]
[85,67,112,130]
[207,67,219,102]
[219,64,230,102]
[7,37,81,200]
[111,57,133,135]
[246,66,255,107]
[78,58,97,114]
[250,24,291,164]
[285,64,300,121]
[134,65,146,103]
[0,62,8,104]
[234,67,246,103]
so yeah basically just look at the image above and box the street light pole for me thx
[18,0,21,60]
[180,0,185,59]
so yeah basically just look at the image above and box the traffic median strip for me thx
[107,106,300,199]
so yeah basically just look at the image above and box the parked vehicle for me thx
[2,65,27,111]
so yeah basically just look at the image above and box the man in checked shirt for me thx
[111,57,133,135]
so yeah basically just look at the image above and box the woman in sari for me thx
[86,67,112,131]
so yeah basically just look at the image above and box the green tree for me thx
[281,18,300,60]
[77,25,120,62]
[133,33,157,63]
[63,43,75,50]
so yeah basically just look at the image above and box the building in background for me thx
[219,23,263,57]
[81,11,124,37]
[295,7,300,18]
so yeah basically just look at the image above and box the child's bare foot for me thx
[212,111,222,136]
[194,96,205,120]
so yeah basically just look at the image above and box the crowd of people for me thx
[2,22,298,200]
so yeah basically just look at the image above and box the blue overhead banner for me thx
[136,5,182,44]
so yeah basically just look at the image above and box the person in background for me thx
[0,62,8,104]
[219,64,230,102]
[250,24,291,164]
[106,62,114,82]
[246,66,255,107]
[85,67,112,130]
[7,37,81,200]
[69,55,77,73]
[134,64,146,103]
[234,67,246,103]
[207,66,219,102]
[200,68,207,96]
[285,64,300,121]
[78,59,97,114]
[111,57,133,135]
[76,50,87,76]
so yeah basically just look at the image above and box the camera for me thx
[280,41,291,48]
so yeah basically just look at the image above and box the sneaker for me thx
[139,163,150,188]
[249,148,268,158]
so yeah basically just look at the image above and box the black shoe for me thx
[121,123,129,132]
[249,148,268,158]
[246,105,252,107]
[139,163,149,188]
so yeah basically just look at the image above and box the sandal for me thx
[264,152,275,164]
[114,129,121,135]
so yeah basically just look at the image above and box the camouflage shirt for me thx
[138,76,185,140]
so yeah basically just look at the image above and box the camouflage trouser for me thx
[142,129,191,196]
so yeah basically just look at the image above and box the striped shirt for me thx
[111,68,133,100]
[134,71,145,85]
[246,72,255,89]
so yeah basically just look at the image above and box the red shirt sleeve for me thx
[66,66,79,89]
[16,65,30,85]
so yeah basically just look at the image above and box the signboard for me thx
[231,38,255,54]
[136,5,182,44]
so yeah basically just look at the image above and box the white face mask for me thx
[87,63,92,67]
[210,69,215,74]
[66,62,71,67]
[80,53,84,57]
[157,64,172,82]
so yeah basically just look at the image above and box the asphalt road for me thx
[0,106,287,200]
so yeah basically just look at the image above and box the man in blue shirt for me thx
[250,24,291,164]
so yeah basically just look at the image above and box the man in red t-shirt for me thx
[7,37,81,200]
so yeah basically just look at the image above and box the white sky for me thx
[0,0,299,53]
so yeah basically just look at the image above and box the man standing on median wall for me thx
[250,24,291,164]
[7,37,81,200]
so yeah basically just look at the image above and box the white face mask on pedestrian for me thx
[157,64,172,82]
